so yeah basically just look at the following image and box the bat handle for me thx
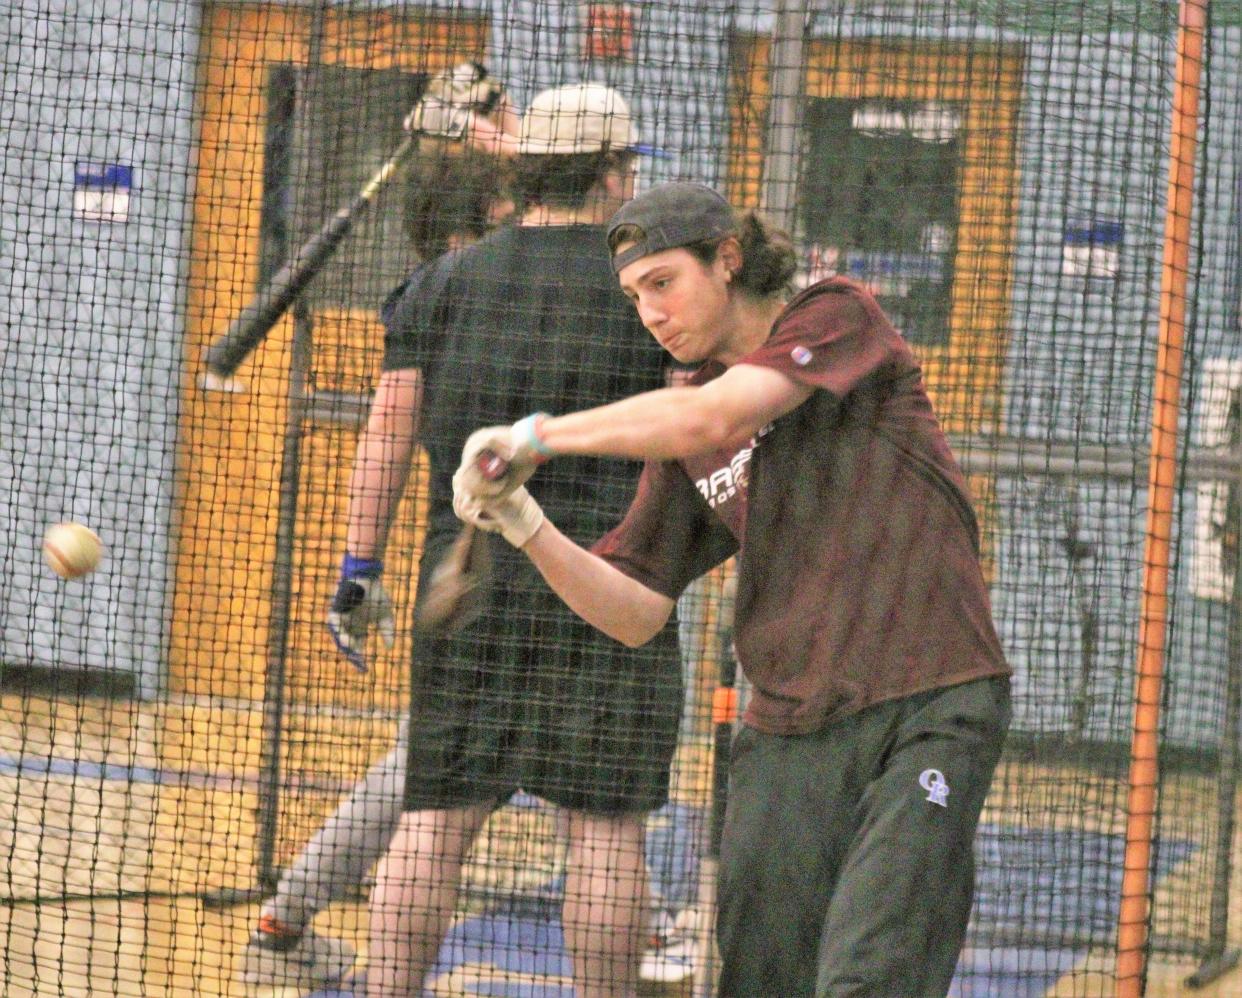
[476,448,510,481]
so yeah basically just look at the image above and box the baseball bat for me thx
[204,134,418,378]
[413,448,512,635]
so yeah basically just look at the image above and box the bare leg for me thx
[367,802,494,998]
[563,809,649,998]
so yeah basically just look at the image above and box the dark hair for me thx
[404,150,508,259]
[513,150,635,210]
[609,209,797,297]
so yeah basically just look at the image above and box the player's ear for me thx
[717,236,744,282]
[601,162,628,200]
[598,152,635,199]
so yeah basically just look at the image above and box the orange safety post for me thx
[1116,1,1209,995]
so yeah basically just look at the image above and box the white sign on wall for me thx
[1190,358,1242,601]
[1062,220,1123,278]
[73,163,132,222]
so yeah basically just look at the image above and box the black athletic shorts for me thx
[401,591,682,816]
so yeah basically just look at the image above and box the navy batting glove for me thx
[326,555,395,673]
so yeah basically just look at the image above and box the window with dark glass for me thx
[799,97,961,348]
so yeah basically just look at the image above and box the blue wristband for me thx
[342,554,383,580]
[514,412,556,459]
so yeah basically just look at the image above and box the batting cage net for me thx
[2,1,1241,996]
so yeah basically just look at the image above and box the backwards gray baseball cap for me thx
[607,182,737,274]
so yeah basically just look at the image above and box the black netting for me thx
[2,2,1239,996]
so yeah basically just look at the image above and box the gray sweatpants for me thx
[262,719,409,930]
[717,677,1010,998]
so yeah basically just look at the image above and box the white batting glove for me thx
[453,474,545,549]
[456,414,554,498]
[424,61,505,110]
[326,557,396,672]
[403,96,474,140]
[403,61,505,138]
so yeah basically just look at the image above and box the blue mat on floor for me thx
[308,819,1196,998]
[948,825,1195,997]
[306,904,576,998]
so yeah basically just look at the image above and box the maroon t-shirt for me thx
[592,277,1010,735]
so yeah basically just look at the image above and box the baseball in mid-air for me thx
[43,522,104,580]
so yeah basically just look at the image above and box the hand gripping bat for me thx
[413,449,510,635]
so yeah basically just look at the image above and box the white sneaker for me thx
[640,908,698,984]
[238,927,356,989]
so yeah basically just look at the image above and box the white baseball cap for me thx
[517,83,662,156]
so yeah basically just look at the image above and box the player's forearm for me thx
[519,365,810,467]
[345,416,416,560]
[522,520,674,647]
[538,386,748,461]
[346,369,422,560]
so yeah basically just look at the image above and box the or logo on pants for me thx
[919,768,950,807]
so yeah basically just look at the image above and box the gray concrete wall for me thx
[995,25,1241,746]
[0,1,201,697]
